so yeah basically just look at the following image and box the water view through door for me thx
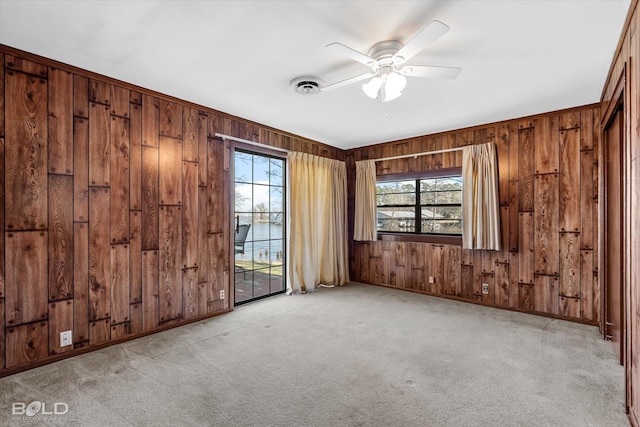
[234,150,286,305]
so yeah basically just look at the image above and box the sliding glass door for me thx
[233,150,286,305]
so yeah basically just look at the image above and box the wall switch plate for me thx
[481,283,489,295]
[428,276,435,284]
[60,330,72,347]
[220,290,225,300]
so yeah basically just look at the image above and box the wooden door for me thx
[605,105,624,364]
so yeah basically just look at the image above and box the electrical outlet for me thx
[220,289,225,300]
[481,283,489,295]
[60,330,72,347]
[428,276,435,284]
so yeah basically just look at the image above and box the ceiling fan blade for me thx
[326,42,376,67]
[393,20,450,64]
[320,72,376,92]
[401,65,461,80]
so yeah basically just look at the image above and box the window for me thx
[376,172,462,236]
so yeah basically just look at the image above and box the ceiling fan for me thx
[321,20,461,103]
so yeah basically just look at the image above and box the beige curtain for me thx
[462,142,501,250]
[287,152,349,293]
[354,160,378,241]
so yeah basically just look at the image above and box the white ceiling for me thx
[0,0,631,150]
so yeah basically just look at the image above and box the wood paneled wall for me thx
[601,0,639,423]
[346,104,601,323]
[0,45,339,376]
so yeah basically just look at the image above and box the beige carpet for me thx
[0,282,628,426]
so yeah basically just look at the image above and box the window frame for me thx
[375,167,463,246]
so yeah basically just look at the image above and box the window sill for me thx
[377,232,462,246]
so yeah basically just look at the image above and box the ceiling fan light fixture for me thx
[363,71,406,102]
[383,88,403,103]
[362,76,381,99]
[386,71,407,93]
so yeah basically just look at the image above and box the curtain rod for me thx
[214,133,291,154]
[371,146,463,163]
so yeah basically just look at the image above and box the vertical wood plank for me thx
[580,109,594,150]
[89,187,111,321]
[508,252,519,308]
[5,71,48,230]
[110,323,130,340]
[110,116,130,243]
[73,74,89,118]
[0,139,3,299]
[0,52,3,136]
[461,265,474,299]
[534,116,559,174]
[559,232,581,297]
[559,296,581,318]
[208,233,225,301]
[534,275,559,314]
[518,212,534,284]
[496,124,510,206]
[518,283,534,311]
[73,117,89,222]
[482,251,496,274]
[142,95,159,147]
[443,245,461,296]
[89,319,110,345]
[48,300,73,355]
[498,206,510,263]
[89,79,110,105]
[494,262,510,307]
[198,115,208,187]
[5,231,48,326]
[142,250,159,330]
[110,244,130,325]
[198,282,208,316]
[142,146,159,250]
[73,223,89,343]
[207,138,224,233]
[110,85,130,118]
[508,123,519,181]
[159,100,183,138]
[534,174,559,275]
[129,212,142,304]
[0,300,4,369]
[508,181,519,251]
[559,111,581,130]
[129,104,142,211]
[89,102,111,186]
[431,245,444,294]
[130,91,142,105]
[6,322,48,368]
[472,250,483,298]
[580,250,594,320]
[580,150,594,249]
[49,175,74,300]
[159,136,182,206]
[559,128,581,232]
[183,107,199,162]
[129,303,142,335]
[183,267,199,320]
[518,127,534,211]
[198,186,208,284]
[48,67,73,175]
[159,206,182,322]
[381,247,391,285]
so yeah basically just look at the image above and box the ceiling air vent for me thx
[290,76,321,95]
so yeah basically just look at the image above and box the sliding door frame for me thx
[230,141,288,306]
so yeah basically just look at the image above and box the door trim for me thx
[600,63,628,410]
